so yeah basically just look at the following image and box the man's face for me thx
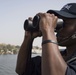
[57,18,76,46]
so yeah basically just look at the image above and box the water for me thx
[0,55,18,75]
[0,54,41,75]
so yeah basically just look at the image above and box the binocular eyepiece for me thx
[24,15,40,32]
[24,15,63,32]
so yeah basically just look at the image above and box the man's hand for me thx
[38,13,58,35]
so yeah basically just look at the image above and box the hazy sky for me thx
[0,0,76,47]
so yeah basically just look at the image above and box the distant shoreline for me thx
[0,43,42,55]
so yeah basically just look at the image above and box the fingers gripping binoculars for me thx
[24,15,63,32]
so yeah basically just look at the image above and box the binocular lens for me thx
[33,15,40,28]
[24,20,33,31]
[56,19,63,31]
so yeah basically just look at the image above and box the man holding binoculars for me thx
[16,3,76,75]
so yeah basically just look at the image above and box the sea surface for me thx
[0,54,41,75]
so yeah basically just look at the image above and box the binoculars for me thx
[24,15,63,32]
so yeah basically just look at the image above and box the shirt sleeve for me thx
[65,60,76,75]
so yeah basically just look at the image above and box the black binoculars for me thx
[24,15,63,32]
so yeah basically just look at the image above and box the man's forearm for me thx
[16,35,33,75]
[42,31,67,75]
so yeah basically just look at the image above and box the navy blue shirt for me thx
[23,52,76,75]
[24,56,41,75]
[66,62,76,75]
[65,51,76,75]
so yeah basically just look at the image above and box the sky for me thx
[0,0,76,47]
